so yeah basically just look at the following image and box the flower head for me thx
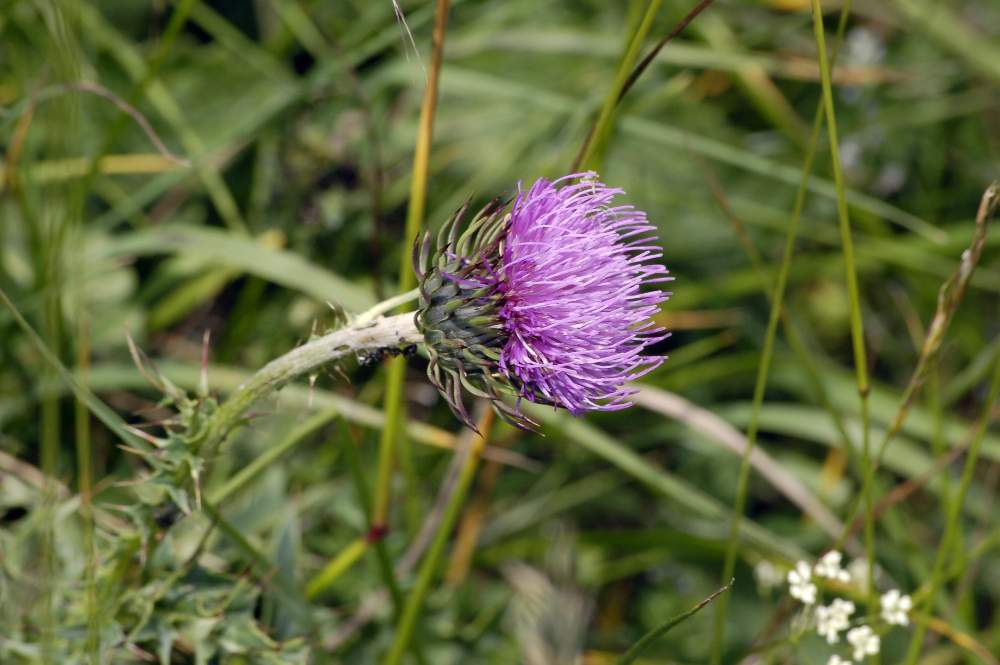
[846,625,880,662]
[415,173,670,428]
[787,560,817,605]
[754,560,782,591]
[828,656,852,665]
[816,598,856,643]
[880,589,912,626]
[815,550,851,583]
[847,558,872,588]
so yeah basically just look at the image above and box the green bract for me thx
[414,199,540,430]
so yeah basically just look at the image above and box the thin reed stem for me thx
[809,0,876,629]
[207,408,341,506]
[574,0,662,171]
[372,0,450,537]
[622,581,732,665]
[708,3,853,660]
[331,421,431,663]
[826,190,998,561]
[382,410,493,665]
[904,353,1000,664]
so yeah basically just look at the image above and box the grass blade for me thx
[618,580,732,665]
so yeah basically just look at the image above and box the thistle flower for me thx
[415,172,670,429]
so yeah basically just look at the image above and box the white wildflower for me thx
[847,558,882,589]
[847,558,869,587]
[816,598,856,643]
[754,560,782,591]
[788,560,817,605]
[846,625,880,662]
[828,656,852,665]
[815,550,851,583]
[880,589,913,626]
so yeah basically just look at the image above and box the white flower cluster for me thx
[785,551,850,608]
[754,559,783,591]
[780,551,914,663]
[815,551,851,583]
[880,588,913,626]
[816,598,855,643]
[846,626,880,661]
[787,561,817,604]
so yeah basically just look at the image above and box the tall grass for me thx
[1,1,998,663]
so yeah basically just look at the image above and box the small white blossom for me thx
[788,561,817,605]
[847,558,882,589]
[828,656,852,665]
[847,558,869,587]
[846,625,880,662]
[815,550,851,583]
[816,598,856,643]
[880,589,913,626]
[754,560,783,591]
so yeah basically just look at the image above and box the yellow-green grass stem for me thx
[383,411,491,665]
[810,0,877,630]
[305,537,369,600]
[373,0,450,533]
[74,302,99,663]
[574,0,662,171]
[622,581,732,665]
[207,408,342,507]
[708,2,854,660]
[323,422,400,610]
[904,353,1000,664]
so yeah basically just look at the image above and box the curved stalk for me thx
[197,312,422,458]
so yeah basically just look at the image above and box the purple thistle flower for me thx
[415,172,670,429]
[498,174,670,413]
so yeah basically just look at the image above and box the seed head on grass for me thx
[415,172,670,429]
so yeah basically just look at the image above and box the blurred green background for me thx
[1,0,998,663]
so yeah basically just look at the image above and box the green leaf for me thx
[99,225,375,312]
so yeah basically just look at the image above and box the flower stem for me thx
[197,312,421,460]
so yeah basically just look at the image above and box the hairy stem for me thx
[198,313,422,459]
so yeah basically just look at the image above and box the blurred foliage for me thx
[0,0,998,663]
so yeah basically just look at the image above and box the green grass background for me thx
[0,0,998,663]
